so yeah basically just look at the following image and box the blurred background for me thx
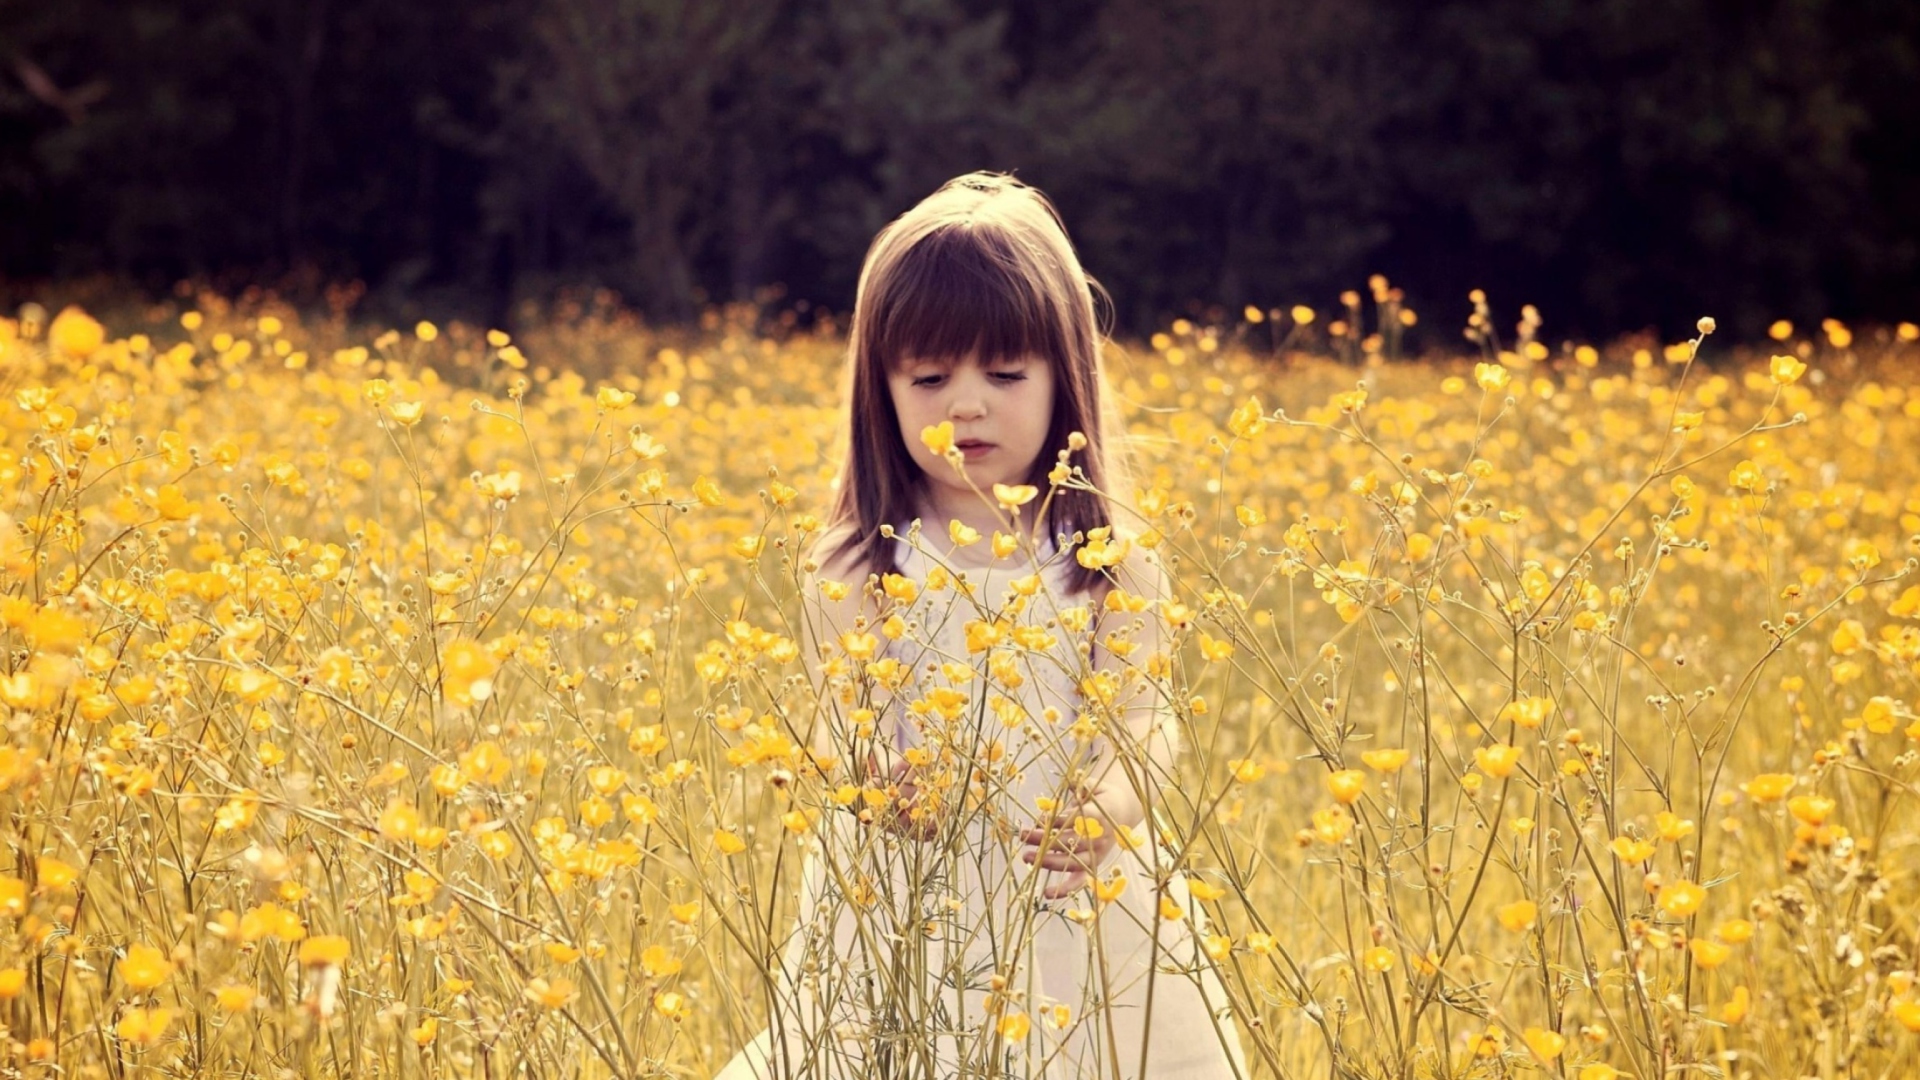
[3,0,1915,341]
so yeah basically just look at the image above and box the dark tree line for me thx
[3,0,1915,339]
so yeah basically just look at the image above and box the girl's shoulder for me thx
[803,522,869,583]
[798,523,881,637]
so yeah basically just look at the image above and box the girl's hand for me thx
[1020,804,1118,899]
[865,752,941,842]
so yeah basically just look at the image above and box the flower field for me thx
[2,292,1920,1078]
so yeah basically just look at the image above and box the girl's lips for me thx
[955,441,995,459]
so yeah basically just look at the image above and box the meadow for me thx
[2,289,1919,1079]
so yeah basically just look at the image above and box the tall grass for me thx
[0,293,1917,1078]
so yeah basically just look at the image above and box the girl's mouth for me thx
[955,440,994,459]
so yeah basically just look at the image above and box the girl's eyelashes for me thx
[909,372,1027,387]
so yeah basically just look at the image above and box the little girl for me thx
[714,173,1247,1079]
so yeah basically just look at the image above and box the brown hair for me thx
[819,171,1130,595]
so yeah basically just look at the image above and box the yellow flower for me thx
[116,1006,172,1047]
[1361,946,1395,973]
[949,519,981,546]
[36,856,79,891]
[524,977,577,1009]
[0,968,26,998]
[153,484,199,521]
[298,935,351,967]
[921,421,956,457]
[378,800,421,843]
[1227,396,1266,438]
[641,944,683,979]
[1787,794,1834,826]
[1656,880,1706,918]
[587,765,627,796]
[1473,744,1523,779]
[1228,758,1267,783]
[1326,769,1366,805]
[213,985,256,1012]
[1609,836,1656,863]
[1830,619,1866,655]
[1742,773,1795,802]
[1310,806,1352,844]
[1688,938,1733,968]
[1496,899,1538,933]
[1769,354,1806,385]
[654,989,689,1020]
[1714,919,1755,944]
[1720,985,1751,1024]
[1653,811,1694,842]
[1523,1027,1566,1062]
[49,306,106,357]
[1498,696,1553,729]
[1361,748,1409,773]
[998,1011,1032,1042]
[993,483,1038,508]
[119,943,173,990]
[1474,362,1511,392]
[714,829,747,855]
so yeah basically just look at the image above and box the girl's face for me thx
[887,351,1055,526]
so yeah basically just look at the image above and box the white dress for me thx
[713,533,1248,1079]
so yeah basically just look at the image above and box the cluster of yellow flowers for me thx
[0,296,1915,1077]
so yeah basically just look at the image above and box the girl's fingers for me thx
[1021,848,1091,871]
[1042,871,1088,900]
[1018,827,1084,850]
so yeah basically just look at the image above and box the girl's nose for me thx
[948,389,986,420]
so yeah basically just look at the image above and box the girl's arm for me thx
[1022,543,1178,895]
[1078,548,1179,836]
[796,527,933,837]
[796,527,870,768]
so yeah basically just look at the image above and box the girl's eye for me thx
[991,372,1027,383]
[911,376,944,387]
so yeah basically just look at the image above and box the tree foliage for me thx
[1,0,1913,336]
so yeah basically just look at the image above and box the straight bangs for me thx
[864,225,1069,374]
